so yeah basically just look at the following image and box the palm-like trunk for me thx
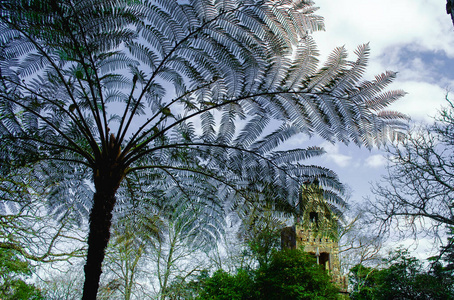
[82,165,123,299]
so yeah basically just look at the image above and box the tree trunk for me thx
[82,170,122,299]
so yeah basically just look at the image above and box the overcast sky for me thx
[291,1,454,213]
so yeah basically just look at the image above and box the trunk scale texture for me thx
[82,148,124,299]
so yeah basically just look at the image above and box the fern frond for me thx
[306,46,348,91]
[365,90,407,111]
[270,147,326,165]
[285,36,320,90]
[250,123,301,154]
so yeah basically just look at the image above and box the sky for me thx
[287,0,454,256]
[291,0,454,205]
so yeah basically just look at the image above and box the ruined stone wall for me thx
[281,223,347,292]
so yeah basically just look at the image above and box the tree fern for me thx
[0,0,407,297]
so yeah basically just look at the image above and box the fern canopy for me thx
[0,0,407,297]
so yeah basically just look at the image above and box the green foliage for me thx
[198,269,257,300]
[163,270,209,300]
[376,249,454,300]
[255,249,339,300]
[239,212,283,269]
[349,249,454,300]
[0,248,43,300]
[441,226,454,272]
[246,228,280,268]
[197,249,339,300]
[349,264,380,300]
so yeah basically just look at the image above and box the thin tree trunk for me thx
[124,246,142,300]
[82,172,122,299]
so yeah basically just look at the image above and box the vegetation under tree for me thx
[349,249,454,300]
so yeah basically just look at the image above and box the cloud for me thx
[388,80,449,122]
[365,154,387,168]
[319,142,352,167]
[314,0,454,58]
[375,46,454,87]
[309,0,454,125]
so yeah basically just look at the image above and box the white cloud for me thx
[309,0,454,124]
[313,0,454,58]
[388,80,449,122]
[320,142,352,167]
[365,154,387,168]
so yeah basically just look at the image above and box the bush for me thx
[0,248,43,300]
[349,249,454,300]
[198,249,339,300]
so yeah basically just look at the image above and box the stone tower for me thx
[281,181,347,291]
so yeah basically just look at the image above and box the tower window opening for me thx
[319,252,330,270]
[309,212,318,225]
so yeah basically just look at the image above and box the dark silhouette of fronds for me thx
[448,0,454,26]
